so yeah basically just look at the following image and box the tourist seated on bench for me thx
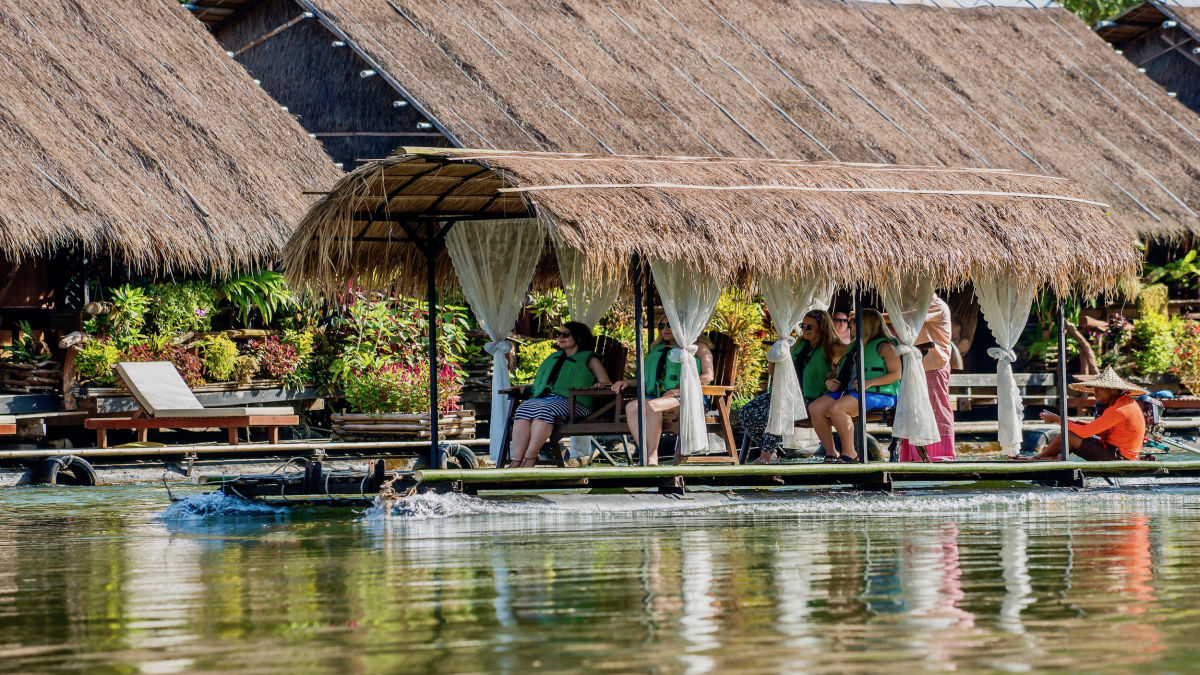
[505,322,611,468]
[741,309,845,464]
[84,362,298,448]
[807,309,902,463]
[611,319,714,466]
[1025,367,1147,461]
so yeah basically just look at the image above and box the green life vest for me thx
[837,337,901,396]
[530,349,598,408]
[642,342,700,396]
[790,340,833,400]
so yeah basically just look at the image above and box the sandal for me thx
[753,452,779,465]
[823,454,839,463]
[837,454,859,463]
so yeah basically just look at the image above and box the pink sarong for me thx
[899,364,956,461]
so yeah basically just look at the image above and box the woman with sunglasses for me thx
[506,321,612,468]
[611,319,714,465]
[741,309,844,464]
[807,309,902,462]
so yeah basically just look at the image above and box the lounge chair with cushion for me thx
[84,362,299,448]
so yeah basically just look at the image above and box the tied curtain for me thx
[445,219,544,463]
[882,276,941,446]
[975,276,1036,457]
[556,244,622,460]
[650,259,723,456]
[761,277,833,436]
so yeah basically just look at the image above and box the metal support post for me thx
[855,293,868,463]
[1056,297,1070,461]
[632,255,648,467]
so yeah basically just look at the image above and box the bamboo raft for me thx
[211,459,1200,505]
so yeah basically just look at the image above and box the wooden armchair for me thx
[663,331,739,464]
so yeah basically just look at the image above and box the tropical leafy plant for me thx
[123,342,205,387]
[148,281,215,335]
[1061,0,1139,25]
[707,290,770,402]
[343,362,461,414]
[527,288,568,336]
[511,339,558,385]
[3,320,51,364]
[73,340,121,385]
[84,284,150,350]
[218,270,297,326]
[200,334,239,382]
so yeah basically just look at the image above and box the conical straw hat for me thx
[1068,367,1148,396]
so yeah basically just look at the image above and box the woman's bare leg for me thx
[808,396,837,457]
[509,419,532,467]
[830,396,860,460]
[522,420,556,467]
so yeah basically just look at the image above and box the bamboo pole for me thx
[0,438,489,461]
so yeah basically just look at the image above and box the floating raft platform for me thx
[212,459,1200,505]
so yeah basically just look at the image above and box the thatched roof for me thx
[0,0,341,275]
[1095,1,1200,44]
[286,0,1200,237]
[285,149,1139,297]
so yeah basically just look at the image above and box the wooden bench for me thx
[950,372,1089,413]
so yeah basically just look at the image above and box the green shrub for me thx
[512,339,558,385]
[218,270,296,326]
[1137,284,1169,318]
[707,290,769,402]
[233,356,258,384]
[343,362,461,414]
[282,329,315,368]
[149,281,216,334]
[201,335,239,382]
[74,341,121,386]
[1132,312,1180,375]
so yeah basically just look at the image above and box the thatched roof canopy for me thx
[284,0,1200,238]
[286,150,1139,296]
[0,0,341,275]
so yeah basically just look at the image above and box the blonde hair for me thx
[857,309,895,344]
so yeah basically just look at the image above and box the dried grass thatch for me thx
[0,0,341,275]
[285,149,1140,297]
[293,0,1200,238]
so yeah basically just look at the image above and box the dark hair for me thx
[561,321,595,352]
[803,309,840,366]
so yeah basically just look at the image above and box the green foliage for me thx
[1132,312,1181,375]
[148,281,215,335]
[218,270,297,327]
[233,356,258,385]
[1173,320,1200,378]
[3,321,51,365]
[328,295,471,385]
[527,288,568,336]
[512,339,558,385]
[1144,250,1199,287]
[706,290,770,402]
[343,362,461,414]
[1061,0,1140,25]
[1137,284,1169,317]
[74,341,121,386]
[282,329,316,370]
[85,284,150,350]
[200,335,239,382]
[124,342,205,387]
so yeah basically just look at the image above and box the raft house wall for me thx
[210,0,454,170]
[1095,2,1200,115]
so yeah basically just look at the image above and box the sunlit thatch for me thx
[286,149,1139,297]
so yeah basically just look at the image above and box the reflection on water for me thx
[3,485,1200,672]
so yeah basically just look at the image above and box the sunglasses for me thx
[833,318,849,324]
[800,324,817,331]
[556,330,572,338]
[658,322,670,329]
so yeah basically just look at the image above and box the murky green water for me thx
[4,483,1200,673]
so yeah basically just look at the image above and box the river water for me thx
[3,482,1200,673]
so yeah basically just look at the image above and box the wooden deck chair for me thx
[499,336,629,467]
[664,331,739,465]
[84,362,299,448]
[0,416,15,436]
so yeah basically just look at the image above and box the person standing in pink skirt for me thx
[899,295,956,462]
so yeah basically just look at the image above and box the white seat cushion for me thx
[114,362,203,416]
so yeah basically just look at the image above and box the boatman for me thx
[1026,367,1147,461]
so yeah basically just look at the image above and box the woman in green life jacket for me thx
[741,309,846,464]
[807,308,902,463]
[610,319,714,466]
[507,321,611,468]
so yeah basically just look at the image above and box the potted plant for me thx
[331,361,472,440]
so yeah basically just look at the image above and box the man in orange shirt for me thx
[1027,368,1147,461]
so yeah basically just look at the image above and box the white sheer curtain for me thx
[556,244,622,327]
[761,276,832,436]
[882,276,940,446]
[650,259,723,456]
[975,276,1036,457]
[556,243,622,460]
[445,219,544,462]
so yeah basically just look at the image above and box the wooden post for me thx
[632,254,648,467]
[1057,298,1070,461]
[426,239,440,469]
[855,293,868,463]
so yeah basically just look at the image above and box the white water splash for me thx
[159,491,288,520]
[363,491,532,520]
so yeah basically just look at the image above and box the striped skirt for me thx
[513,394,590,423]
